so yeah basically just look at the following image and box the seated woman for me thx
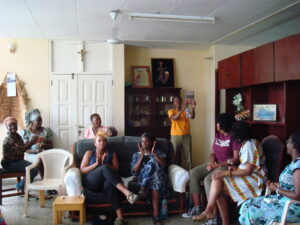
[80,130,138,225]
[1,117,38,192]
[131,132,169,225]
[185,113,240,219]
[84,113,108,139]
[20,109,53,163]
[192,121,267,225]
[239,131,300,225]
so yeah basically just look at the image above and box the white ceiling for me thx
[0,0,300,50]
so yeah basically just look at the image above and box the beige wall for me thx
[0,39,252,165]
[125,46,216,166]
[113,45,125,136]
[0,39,50,159]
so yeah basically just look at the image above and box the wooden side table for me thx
[53,196,85,225]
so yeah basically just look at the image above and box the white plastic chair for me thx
[24,149,73,217]
[265,188,300,225]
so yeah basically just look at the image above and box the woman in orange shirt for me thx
[167,96,196,170]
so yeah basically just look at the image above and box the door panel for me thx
[77,75,113,139]
[50,75,77,151]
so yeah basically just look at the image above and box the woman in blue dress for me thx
[131,132,169,225]
[239,131,300,225]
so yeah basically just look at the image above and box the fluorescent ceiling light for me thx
[129,13,215,24]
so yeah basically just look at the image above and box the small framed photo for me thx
[253,104,277,121]
[151,58,174,87]
[132,66,152,88]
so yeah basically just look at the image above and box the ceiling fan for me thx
[106,10,122,44]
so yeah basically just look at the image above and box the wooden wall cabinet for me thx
[125,87,181,139]
[241,43,274,86]
[275,33,300,81]
[225,81,300,141]
[217,55,241,89]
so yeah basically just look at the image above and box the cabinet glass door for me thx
[155,94,174,127]
[128,93,151,127]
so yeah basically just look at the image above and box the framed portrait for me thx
[131,66,152,88]
[253,104,277,121]
[151,58,174,87]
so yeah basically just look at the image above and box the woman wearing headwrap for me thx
[20,109,53,163]
[1,117,38,192]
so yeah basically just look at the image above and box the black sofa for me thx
[64,136,189,216]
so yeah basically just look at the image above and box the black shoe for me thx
[152,216,162,225]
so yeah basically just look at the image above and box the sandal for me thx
[114,218,126,225]
[126,191,139,204]
[192,212,216,222]
[152,216,162,225]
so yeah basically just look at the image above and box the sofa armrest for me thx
[168,164,189,193]
[64,168,82,196]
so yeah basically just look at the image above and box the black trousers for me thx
[83,165,122,209]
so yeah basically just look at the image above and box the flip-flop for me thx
[192,212,216,222]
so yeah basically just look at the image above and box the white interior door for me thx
[50,40,113,151]
[50,75,77,151]
[77,75,113,139]
[51,74,113,150]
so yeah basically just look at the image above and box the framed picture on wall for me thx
[253,104,277,121]
[131,66,152,88]
[151,58,174,87]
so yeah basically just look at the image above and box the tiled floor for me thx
[1,178,239,225]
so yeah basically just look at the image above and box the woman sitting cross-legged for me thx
[239,131,300,225]
[130,132,169,225]
[80,131,139,225]
[184,113,240,220]
[192,121,267,225]
[1,117,38,192]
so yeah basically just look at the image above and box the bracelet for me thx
[228,170,231,177]
[276,188,280,195]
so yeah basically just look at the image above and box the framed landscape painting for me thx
[151,58,174,87]
[253,104,277,121]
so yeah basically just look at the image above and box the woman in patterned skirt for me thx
[239,131,300,225]
[192,121,267,225]
[131,132,169,225]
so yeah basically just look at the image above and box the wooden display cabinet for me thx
[125,87,181,139]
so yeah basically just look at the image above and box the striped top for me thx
[223,139,268,205]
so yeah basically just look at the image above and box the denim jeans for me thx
[2,159,38,188]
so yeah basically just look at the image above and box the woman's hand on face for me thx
[267,180,279,192]
[137,142,145,156]
[151,141,157,155]
[212,171,226,180]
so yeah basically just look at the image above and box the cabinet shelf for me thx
[125,87,181,139]
[246,120,285,126]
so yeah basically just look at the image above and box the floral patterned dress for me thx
[130,150,169,196]
[239,157,300,225]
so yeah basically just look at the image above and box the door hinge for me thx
[71,73,75,80]
[112,80,114,85]
[51,80,53,86]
